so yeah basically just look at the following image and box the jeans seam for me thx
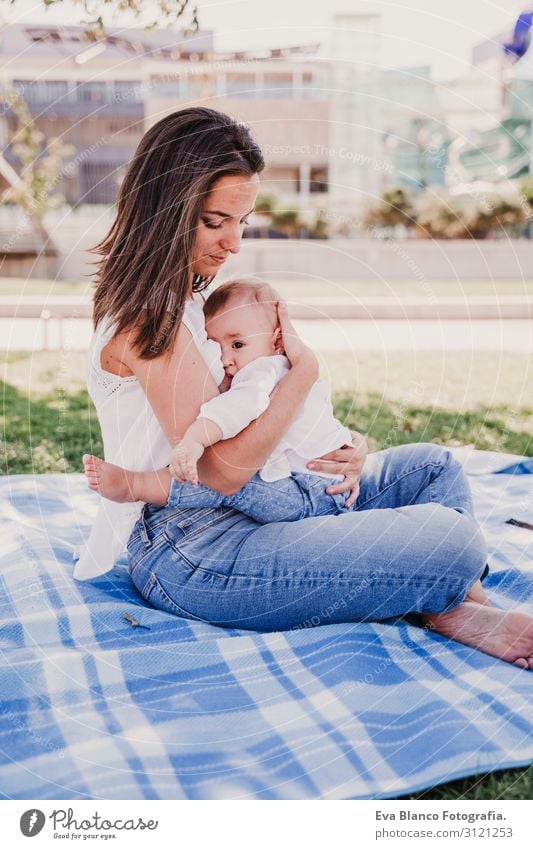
[221,571,453,587]
[356,460,446,510]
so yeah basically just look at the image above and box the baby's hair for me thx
[203,277,279,328]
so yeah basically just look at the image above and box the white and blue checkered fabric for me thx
[0,450,532,799]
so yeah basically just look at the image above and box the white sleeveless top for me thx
[73,299,224,580]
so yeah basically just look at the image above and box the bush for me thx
[362,187,415,234]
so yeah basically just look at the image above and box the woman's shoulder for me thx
[182,297,206,335]
[93,300,205,380]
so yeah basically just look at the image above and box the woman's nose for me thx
[219,222,242,254]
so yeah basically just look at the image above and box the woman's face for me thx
[192,173,259,278]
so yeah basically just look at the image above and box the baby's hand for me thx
[169,439,205,485]
[277,300,317,372]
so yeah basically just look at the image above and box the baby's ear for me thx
[273,326,285,354]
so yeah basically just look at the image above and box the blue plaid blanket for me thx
[1,450,532,800]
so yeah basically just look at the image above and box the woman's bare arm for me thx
[124,317,318,495]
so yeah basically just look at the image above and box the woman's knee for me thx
[442,510,488,583]
[414,442,453,468]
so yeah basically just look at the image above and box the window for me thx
[113,81,142,102]
[225,73,257,97]
[150,76,182,98]
[187,75,208,99]
[13,80,68,103]
[76,82,107,103]
[510,80,533,118]
[263,73,293,98]
[301,71,318,100]
[45,80,69,102]
[81,162,120,204]
[310,166,328,193]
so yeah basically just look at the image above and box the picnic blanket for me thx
[0,449,532,800]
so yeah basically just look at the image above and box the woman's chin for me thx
[193,260,223,278]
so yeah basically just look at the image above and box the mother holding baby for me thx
[76,107,533,668]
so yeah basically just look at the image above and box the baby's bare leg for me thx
[82,454,171,505]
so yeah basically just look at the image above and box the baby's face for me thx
[206,298,278,378]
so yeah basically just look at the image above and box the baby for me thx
[83,278,358,524]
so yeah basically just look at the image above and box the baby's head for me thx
[203,278,282,377]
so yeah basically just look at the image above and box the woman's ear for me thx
[273,326,285,354]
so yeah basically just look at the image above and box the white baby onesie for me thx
[199,355,352,482]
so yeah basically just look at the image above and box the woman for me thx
[76,107,533,669]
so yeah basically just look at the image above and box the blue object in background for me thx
[503,11,533,61]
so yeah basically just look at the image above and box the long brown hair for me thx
[92,107,264,358]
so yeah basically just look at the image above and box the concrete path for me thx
[1,317,531,353]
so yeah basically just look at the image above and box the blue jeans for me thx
[127,443,488,631]
[166,471,348,523]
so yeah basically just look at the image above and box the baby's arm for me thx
[170,417,223,485]
[171,357,287,485]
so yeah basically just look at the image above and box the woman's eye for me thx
[204,220,223,230]
[241,218,250,226]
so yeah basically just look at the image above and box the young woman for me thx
[76,107,533,669]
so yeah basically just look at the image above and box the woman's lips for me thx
[209,255,227,264]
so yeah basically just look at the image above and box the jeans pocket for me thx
[143,572,208,622]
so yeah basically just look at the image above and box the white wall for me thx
[35,207,533,283]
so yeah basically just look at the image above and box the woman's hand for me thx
[307,430,368,508]
[277,301,318,375]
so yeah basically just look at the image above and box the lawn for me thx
[4,349,529,474]
[1,347,532,799]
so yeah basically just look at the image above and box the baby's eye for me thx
[232,341,244,349]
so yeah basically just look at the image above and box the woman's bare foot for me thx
[423,603,533,669]
[464,579,491,606]
[82,455,171,505]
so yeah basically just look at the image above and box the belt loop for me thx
[139,503,152,549]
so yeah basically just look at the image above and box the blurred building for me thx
[1,10,531,226]
[0,23,212,204]
[0,21,333,211]
[442,23,533,185]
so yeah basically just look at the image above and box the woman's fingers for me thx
[308,434,368,477]
[307,458,345,475]
[325,475,359,496]
[344,485,360,509]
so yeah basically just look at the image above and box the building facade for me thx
[1,11,531,227]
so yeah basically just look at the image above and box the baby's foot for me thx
[82,454,137,503]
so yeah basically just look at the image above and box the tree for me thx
[1,91,75,253]
[414,189,471,239]
[467,194,526,239]
[5,1,199,34]
[270,207,301,238]
[414,188,527,239]
[254,194,277,215]
[362,186,415,234]
[519,176,533,236]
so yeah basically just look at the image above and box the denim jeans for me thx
[127,443,488,631]
[166,470,348,523]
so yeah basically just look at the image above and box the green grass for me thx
[404,766,533,800]
[2,276,533,299]
[2,350,531,472]
[1,349,532,798]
